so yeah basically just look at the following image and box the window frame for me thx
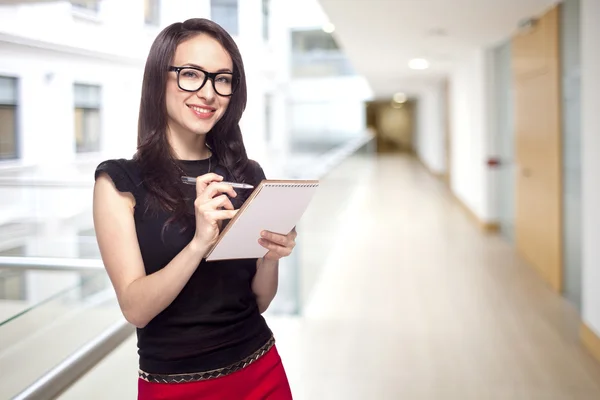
[144,0,160,27]
[262,0,270,41]
[73,83,102,154]
[210,0,239,36]
[69,0,100,13]
[0,75,19,161]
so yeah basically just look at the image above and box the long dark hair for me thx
[134,18,251,232]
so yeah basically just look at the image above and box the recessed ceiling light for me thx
[323,23,335,33]
[409,58,429,70]
[393,92,407,103]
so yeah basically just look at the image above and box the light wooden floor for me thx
[60,153,600,399]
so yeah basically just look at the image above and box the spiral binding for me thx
[264,183,319,188]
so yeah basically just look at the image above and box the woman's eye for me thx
[182,70,200,79]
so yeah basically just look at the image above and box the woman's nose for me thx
[196,79,216,100]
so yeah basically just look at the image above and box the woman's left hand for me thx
[258,228,297,261]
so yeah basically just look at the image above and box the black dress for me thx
[94,154,273,375]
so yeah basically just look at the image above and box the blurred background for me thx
[1,0,600,399]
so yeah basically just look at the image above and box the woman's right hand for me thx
[192,173,238,250]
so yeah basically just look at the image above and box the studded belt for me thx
[138,336,275,384]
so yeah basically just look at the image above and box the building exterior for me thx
[0,0,293,168]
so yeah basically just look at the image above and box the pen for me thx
[181,176,254,189]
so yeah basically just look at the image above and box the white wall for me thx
[242,0,286,160]
[289,76,372,143]
[0,42,142,166]
[285,0,329,29]
[415,82,446,174]
[0,1,156,60]
[449,48,496,222]
[283,0,372,147]
[581,0,600,337]
[0,0,291,167]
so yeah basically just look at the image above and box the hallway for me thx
[272,153,600,399]
[60,153,600,399]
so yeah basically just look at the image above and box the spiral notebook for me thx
[205,179,320,261]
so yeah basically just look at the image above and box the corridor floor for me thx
[61,153,600,399]
[271,154,600,399]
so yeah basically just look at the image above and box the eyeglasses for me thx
[168,66,237,97]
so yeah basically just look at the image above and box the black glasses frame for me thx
[168,66,237,97]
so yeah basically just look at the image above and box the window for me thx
[0,76,18,160]
[74,84,101,153]
[70,0,99,13]
[144,0,160,26]
[292,29,340,53]
[262,0,270,41]
[291,30,355,77]
[210,0,238,36]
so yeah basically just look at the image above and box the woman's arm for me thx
[252,258,280,313]
[252,229,297,313]
[93,172,236,328]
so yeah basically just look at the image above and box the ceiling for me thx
[317,0,559,99]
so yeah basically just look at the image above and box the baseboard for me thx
[414,155,498,233]
[581,322,600,364]
[450,191,500,233]
[414,156,445,180]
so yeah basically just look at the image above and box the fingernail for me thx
[261,231,266,237]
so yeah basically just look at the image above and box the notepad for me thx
[205,180,319,261]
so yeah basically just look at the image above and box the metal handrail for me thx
[0,256,103,272]
[12,318,134,400]
[0,256,131,400]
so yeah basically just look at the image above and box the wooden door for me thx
[512,6,563,292]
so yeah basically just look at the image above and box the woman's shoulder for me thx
[94,158,144,196]
[246,159,266,182]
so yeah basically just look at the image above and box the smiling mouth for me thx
[187,105,216,114]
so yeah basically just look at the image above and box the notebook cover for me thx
[205,179,319,261]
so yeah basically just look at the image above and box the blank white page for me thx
[205,181,319,261]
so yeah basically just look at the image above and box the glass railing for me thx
[0,161,122,399]
[0,262,107,326]
[0,133,375,398]
[0,265,125,400]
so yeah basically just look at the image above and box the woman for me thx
[93,18,295,399]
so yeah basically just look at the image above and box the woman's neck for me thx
[167,126,211,161]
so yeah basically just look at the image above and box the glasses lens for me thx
[178,68,205,91]
[213,74,234,96]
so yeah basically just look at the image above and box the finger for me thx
[289,227,298,239]
[202,182,238,200]
[198,194,234,211]
[258,238,292,257]
[206,209,238,221]
[196,174,223,197]
[195,193,234,214]
[261,230,294,247]
[209,194,235,211]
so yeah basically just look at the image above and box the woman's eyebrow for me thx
[182,63,233,73]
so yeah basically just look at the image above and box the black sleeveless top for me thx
[94,155,273,374]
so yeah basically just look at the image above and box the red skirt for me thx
[138,346,292,400]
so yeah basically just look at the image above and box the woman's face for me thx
[165,34,233,139]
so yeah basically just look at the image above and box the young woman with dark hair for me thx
[93,18,295,399]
